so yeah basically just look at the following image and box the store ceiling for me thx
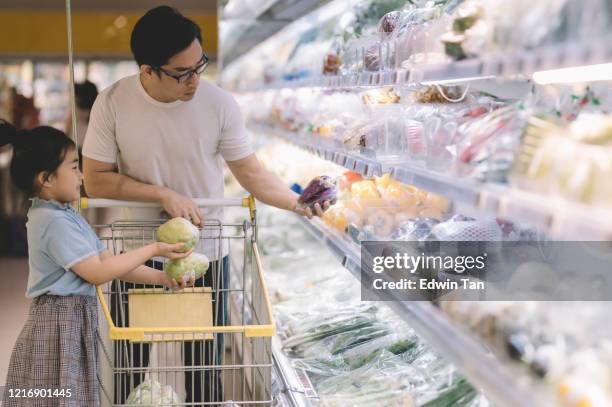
[0,0,217,12]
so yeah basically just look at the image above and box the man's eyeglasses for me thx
[153,54,209,84]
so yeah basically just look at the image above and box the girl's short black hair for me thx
[0,119,76,196]
[130,6,202,68]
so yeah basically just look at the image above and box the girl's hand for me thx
[155,242,192,259]
[158,272,196,291]
[158,273,180,291]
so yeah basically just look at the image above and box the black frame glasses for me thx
[153,54,209,84]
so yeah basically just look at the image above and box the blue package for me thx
[290,183,303,194]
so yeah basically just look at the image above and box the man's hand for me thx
[155,242,193,259]
[293,200,335,219]
[159,188,203,226]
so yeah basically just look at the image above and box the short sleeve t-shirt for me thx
[26,198,106,298]
[82,75,253,260]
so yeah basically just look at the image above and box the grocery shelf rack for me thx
[234,36,612,92]
[249,123,612,240]
[296,216,557,407]
[228,2,612,405]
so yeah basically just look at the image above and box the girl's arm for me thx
[71,242,189,286]
[98,250,182,289]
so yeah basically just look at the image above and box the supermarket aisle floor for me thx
[0,257,30,385]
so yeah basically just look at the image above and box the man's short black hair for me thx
[131,6,202,67]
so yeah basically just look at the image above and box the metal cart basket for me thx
[82,196,275,406]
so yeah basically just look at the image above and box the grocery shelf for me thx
[251,123,612,240]
[235,36,612,92]
[296,215,557,407]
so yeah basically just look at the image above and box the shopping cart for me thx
[80,196,275,406]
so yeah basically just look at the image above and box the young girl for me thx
[0,119,189,406]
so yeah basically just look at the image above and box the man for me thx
[82,6,331,404]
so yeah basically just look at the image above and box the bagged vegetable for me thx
[156,217,199,252]
[126,379,181,406]
[298,175,338,210]
[165,252,209,283]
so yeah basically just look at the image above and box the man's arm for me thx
[226,154,330,217]
[83,157,204,225]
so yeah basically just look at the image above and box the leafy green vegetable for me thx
[156,217,199,252]
[330,323,390,355]
[283,315,376,354]
[165,252,209,282]
[419,377,477,407]
[126,379,181,405]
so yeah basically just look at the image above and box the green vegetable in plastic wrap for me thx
[330,323,391,355]
[166,252,209,282]
[441,32,468,60]
[283,315,376,354]
[351,0,408,37]
[156,217,199,252]
[419,377,477,407]
[348,338,421,369]
[126,379,181,406]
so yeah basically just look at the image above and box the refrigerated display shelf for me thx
[272,336,317,407]
[296,215,557,407]
[250,123,612,240]
[235,36,612,92]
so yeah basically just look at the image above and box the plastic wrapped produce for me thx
[156,217,199,252]
[406,119,427,161]
[441,1,486,60]
[392,218,441,241]
[455,104,528,182]
[126,379,181,406]
[283,305,380,356]
[165,252,209,282]
[322,204,361,232]
[511,113,612,205]
[298,175,338,209]
[391,3,448,69]
[339,171,363,191]
[432,218,503,241]
[361,87,401,105]
[323,53,342,75]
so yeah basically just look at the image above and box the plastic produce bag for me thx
[283,306,380,356]
[392,218,441,241]
[126,379,181,406]
[156,217,199,252]
[432,217,502,241]
[455,104,528,182]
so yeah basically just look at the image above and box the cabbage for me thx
[156,217,199,253]
[126,379,181,406]
[166,252,210,283]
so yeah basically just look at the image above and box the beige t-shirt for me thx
[82,75,252,260]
